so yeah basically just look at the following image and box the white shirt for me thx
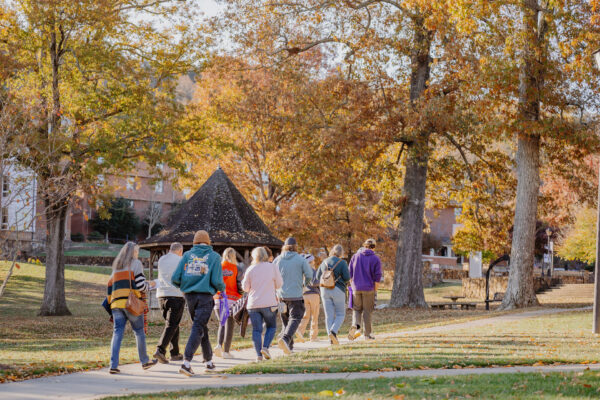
[242,262,283,310]
[157,252,183,298]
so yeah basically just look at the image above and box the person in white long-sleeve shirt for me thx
[242,247,283,362]
[153,242,184,364]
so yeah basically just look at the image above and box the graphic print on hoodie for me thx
[186,255,209,276]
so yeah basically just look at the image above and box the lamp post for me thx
[545,228,552,278]
[593,49,600,334]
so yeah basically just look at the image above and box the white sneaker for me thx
[222,352,233,359]
[348,326,358,341]
[256,356,263,362]
[261,348,271,360]
[213,345,223,358]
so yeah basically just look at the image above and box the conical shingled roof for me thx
[140,168,283,248]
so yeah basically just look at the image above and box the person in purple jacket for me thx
[348,238,382,341]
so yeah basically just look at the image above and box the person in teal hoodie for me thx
[273,237,313,354]
[171,230,225,377]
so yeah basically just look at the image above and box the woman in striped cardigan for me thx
[106,242,157,374]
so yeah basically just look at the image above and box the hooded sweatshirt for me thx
[273,251,313,300]
[171,244,225,295]
[348,248,382,292]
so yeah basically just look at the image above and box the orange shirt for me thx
[220,260,242,301]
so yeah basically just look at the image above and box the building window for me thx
[454,207,462,218]
[1,176,8,197]
[1,207,8,230]
[154,180,164,193]
[126,177,135,190]
[156,162,164,171]
[96,174,105,187]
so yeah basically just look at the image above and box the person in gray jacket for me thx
[273,237,313,354]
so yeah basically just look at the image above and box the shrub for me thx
[70,232,85,242]
[87,231,104,241]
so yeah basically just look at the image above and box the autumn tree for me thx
[1,0,205,315]
[455,0,600,308]
[558,207,597,265]
[217,0,489,307]
[183,58,391,257]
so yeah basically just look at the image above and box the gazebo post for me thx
[243,249,250,267]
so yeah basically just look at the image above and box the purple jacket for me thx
[349,248,382,291]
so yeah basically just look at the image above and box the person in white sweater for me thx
[242,247,283,361]
[153,242,184,364]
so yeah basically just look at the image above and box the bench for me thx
[430,302,477,310]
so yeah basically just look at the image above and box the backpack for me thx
[320,259,342,289]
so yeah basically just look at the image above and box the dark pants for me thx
[156,297,185,356]
[280,299,305,349]
[184,293,214,362]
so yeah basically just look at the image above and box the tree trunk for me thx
[39,201,71,316]
[502,135,540,309]
[501,0,545,309]
[389,15,431,308]
[0,252,20,298]
[389,138,430,308]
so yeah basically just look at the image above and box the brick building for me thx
[422,206,466,268]
[70,162,187,240]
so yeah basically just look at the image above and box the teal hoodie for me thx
[274,251,313,300]
[171,244,225,295]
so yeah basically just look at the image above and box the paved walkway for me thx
[2,307,591,400]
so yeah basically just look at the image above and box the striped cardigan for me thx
[107,260,149,310]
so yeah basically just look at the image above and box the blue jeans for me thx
[248,307,278,357]
[184,293,214,362]
[110,308,149,369]
[320,287,346,335]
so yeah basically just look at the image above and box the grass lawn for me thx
[0,263,497,383]
[101,371,600,399]
[230,310,598,374]
[379,281,477,304]
[0,261,174,382]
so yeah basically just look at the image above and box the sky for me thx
[199,0,222,17]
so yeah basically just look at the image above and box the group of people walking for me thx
[104,230,382,376]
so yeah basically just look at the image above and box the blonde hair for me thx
[251,247,269,264]
[223,247,237,264]
[112,242,139,272]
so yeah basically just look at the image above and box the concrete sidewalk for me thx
[1,307,591,400]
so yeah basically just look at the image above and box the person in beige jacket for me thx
[241,247,283,361]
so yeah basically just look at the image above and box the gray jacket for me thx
[274,251,313,300]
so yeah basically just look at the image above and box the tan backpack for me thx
[320,259,342,289]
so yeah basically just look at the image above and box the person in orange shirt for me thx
[213,247,244,359]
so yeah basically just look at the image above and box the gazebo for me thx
[139,167,283,278]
